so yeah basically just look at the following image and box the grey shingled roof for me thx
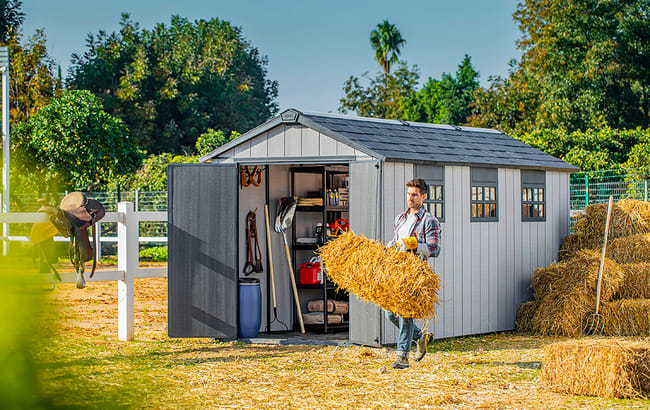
[201,109,579,171]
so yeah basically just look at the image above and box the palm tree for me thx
[370,20,406,76]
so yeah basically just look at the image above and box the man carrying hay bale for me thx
[384,178,441,369]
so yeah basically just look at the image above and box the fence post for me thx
[645,180,648,202]
[135,190,139,211]
[94,222,102,261]
[117,202,137,341]
[584,174,589,206]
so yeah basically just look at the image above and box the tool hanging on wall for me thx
[240,166,263,187]
[243,209,264,275]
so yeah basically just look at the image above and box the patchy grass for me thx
[24,272,650,409]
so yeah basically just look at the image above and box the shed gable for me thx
[206,124,371,163]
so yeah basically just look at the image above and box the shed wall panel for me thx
[168,164,238,338]
[300,127,320,157]
[267,126,285,157]
[284,125,302,156]
[249,132,268,158]
[349,160,382,346]
[380,162,413,344]
[320,133,338,156]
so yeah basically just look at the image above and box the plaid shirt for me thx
[392,205,441,258]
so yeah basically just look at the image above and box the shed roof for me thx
[200,109,579,171]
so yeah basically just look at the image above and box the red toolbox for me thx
[298,262,321,284]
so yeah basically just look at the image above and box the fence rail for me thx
[0,202,166,341]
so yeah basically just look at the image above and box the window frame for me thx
[470,167,498,222]
[521,170,546,222]
[415,165,444,222]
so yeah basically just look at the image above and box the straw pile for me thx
[602,300,650,336]
[531,250,624,337]
[618,263,650,299]
[515,301,538,332]
[317,231,440,319]
[606,233,650,264]
[542,339,650,398]
[559,200,650,261]
[518,199,650,337]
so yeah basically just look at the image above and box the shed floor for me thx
[237,330,352,347]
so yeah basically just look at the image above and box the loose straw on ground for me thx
[318,231,440,319]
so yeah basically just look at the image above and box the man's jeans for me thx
[385,310,422,353]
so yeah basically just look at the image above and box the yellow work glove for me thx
[395,236,418,252]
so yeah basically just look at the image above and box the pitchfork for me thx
[583,195,613,335]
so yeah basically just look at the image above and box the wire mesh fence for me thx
[4,170,650,240]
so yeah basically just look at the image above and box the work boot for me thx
[390,351,409,369]
[414,333,430,362]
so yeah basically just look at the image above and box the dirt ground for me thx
[33,268,650,409]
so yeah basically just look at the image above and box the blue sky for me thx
[22,0,522,114]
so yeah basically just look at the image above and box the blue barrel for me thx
[239,278,262,338]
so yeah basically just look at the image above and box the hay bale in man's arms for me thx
[318,231,440,320]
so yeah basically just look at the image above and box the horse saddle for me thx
[31,192,106,284]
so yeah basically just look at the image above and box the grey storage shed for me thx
[168,108,578,346]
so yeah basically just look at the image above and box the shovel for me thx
[584,195,613,335]
[274,197,305,333]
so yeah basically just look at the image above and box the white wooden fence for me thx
[0,202,167,341]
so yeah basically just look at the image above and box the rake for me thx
[584,195,613,336]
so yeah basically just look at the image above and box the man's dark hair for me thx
[406,178,428,195]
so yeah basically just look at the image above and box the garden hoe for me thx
[264,204,289,332]
[274,197,305,333]
[584,195,613,335]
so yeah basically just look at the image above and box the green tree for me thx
[68,14,278,154]
[6,29,61,123]
[514,126,645,171]
[339,62,419,119]
[370,20,406,76]
[472,0,650,133]
[108,153,197,192]
[402,54,479,125]
[11,90,143,194]
[0,0,23,42]
[195,129,240,157]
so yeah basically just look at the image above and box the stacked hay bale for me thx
[517,199,650,336]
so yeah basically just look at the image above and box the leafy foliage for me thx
[402,55,479,125]
[6,29,62,123]
[195,129,240,157]
[515,126,649,171]
[108,153,197,192]
[0,0,24,43]
[472,0,650,133]
[139,246,167,262]
[370,20,406,76]
[67,14,278,154]
[339,62,419,119]
[11,90,143,193]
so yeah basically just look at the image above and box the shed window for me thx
[415,165,444,222]
[471,168,498,222]
[521,170,546,221]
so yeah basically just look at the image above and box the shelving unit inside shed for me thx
[290,165,350,332]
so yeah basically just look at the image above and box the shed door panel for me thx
[168,164,238,338]
[348,160,382,346]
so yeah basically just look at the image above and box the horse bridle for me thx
[243,209,263,275]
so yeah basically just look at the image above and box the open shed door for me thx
[348,160,382,346]
[168,163,238,338]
